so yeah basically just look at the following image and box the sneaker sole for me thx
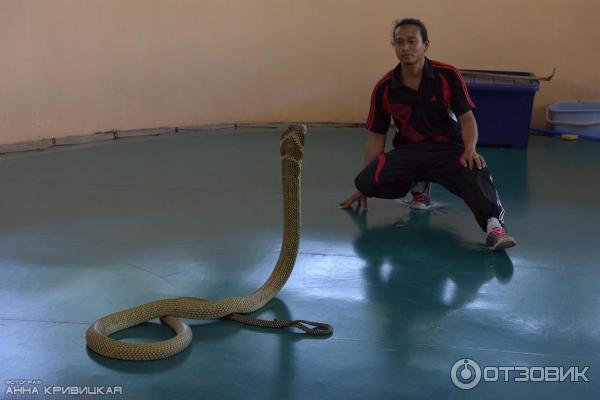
[489,236,517,251]
[410,202,431,211]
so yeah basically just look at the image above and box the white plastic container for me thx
[546,102,600,138]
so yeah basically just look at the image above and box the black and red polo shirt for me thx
[364,57,475,147]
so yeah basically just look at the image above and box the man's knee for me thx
[354,169,375,197]
[459,167,491,185]
[354,170,413,199]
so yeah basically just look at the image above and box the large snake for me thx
[86,124,332,361]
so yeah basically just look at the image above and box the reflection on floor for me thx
[0,126,598,399]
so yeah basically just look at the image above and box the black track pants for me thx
[354,141,505,232]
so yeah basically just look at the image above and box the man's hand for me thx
[459,148,486,170]
[339,191,368,211]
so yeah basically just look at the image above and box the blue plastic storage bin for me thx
[547,102,600,139]
[463,70,539,149]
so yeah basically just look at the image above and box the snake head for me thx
[280,124,306,162]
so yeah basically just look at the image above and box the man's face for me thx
[393,24,428,65]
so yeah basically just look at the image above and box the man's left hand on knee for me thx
[459,149,486,170]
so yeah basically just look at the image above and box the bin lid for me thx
[462,70,540,92]
[548,102,600,112]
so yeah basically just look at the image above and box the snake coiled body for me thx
[86,124,331,361]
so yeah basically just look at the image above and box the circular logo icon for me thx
[451,358,482,389]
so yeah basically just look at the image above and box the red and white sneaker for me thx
[410,182,431,210]
[486,227,517,251]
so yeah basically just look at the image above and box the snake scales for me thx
[86,124,332,361]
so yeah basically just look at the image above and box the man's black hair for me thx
[392,18,429,43]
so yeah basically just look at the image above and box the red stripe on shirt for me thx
[430,60,476,109]
[365,71,393,130]
[439,73,451,109]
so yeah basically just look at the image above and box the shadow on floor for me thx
[87,296,317,398]
[343,207,514,345]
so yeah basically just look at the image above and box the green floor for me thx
[1,126,598,399]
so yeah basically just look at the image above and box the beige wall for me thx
[1,0,599,146]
